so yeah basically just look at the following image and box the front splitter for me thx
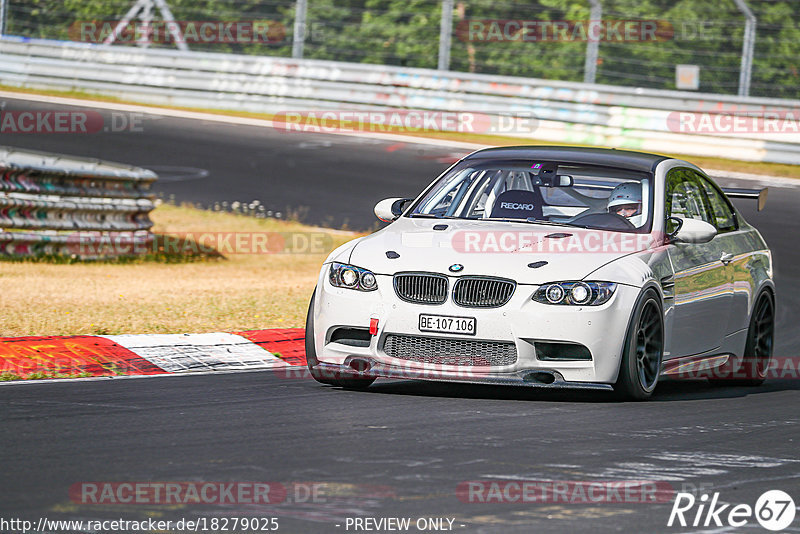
[315,360,614,391]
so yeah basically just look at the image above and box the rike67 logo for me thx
[668,490,795,531]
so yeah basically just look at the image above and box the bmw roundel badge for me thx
[449,264,464,273]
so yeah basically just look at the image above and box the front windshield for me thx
[408,159,653,233]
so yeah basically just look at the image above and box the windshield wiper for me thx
[408,214,461,219]
[528,219,590,229]
[480,218,588,229]
[409,215,588,228]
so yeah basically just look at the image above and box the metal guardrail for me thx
[1,37,799,164]
[0,145,157,258]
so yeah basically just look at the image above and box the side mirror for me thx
[374,198,412,222]
[668,217,717,244]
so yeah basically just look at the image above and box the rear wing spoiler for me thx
[722,187,768,211]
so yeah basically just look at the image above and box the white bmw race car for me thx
[305,146,774,399]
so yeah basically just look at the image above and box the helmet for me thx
[607,182,642,209]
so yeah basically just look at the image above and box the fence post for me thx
[0,0,8,37]
[292,0,308,59]
[438,0,454,70]
[583,0,602,84]
[732,0,756,97]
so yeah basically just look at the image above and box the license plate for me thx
[419,314,476,335]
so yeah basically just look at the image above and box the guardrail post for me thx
[438,0,454,71]
[583,0,602,84]
[733,0,756,97]
[292,0,308,59]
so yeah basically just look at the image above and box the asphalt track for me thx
[0,96,462,230]
[1,95,800,533]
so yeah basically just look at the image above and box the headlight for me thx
[532,281,617,306]
[329,263,378,292]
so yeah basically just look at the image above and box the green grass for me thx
[0,371,94,381]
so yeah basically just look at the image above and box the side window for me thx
[666,169,712,223]
[695,173,738,233]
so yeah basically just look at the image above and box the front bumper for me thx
[313,267,641,386]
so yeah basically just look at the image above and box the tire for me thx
[709,291,774,387]
[305,291,375,390]
[615,289,664,400]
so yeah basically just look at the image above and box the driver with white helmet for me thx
[607,182,644,227]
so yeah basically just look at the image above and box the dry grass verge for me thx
[0,205,356,336]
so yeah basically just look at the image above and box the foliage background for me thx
[6,0,800,98]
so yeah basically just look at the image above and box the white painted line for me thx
[0,366,299,386]
[102,332,289,373]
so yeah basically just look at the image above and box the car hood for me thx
[348,217,656,284]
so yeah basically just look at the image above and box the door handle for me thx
[720,252,735,265]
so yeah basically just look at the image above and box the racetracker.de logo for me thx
[273,110,538,136]
[449,230,663,254]
[67,232,334,256]
[666,356,800,381]
[68,481,396,506]
[667,111,800,135]
[0,110,143,134]
[457,480,676,503]
[70,482,287,505]
[277,361,494,381]
[70,20,286,44]
[456,19,674,42]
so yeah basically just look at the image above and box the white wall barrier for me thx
[1,37,799,164]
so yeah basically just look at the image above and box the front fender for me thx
[324,237,364,265]
[584,248,671,289]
